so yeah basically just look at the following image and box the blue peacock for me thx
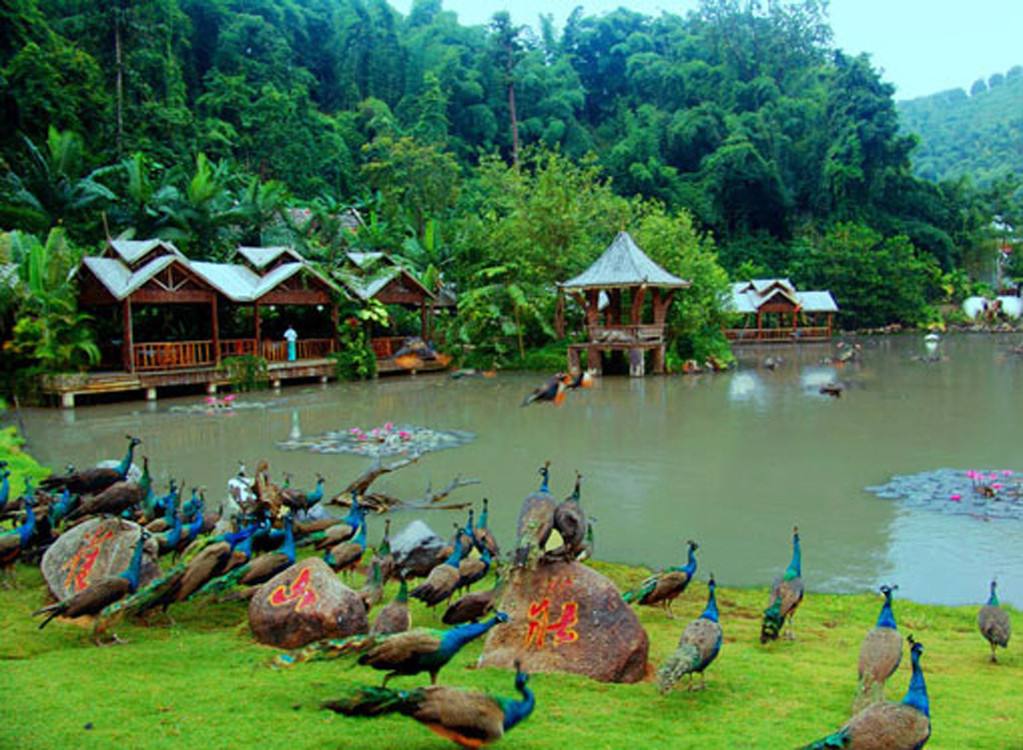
[657,575,723,693]
[761,526,804,643]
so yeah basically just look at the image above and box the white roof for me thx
[78,241,342,303]
[346,251,390,269]
[561,232,690,290]
[236,246,303,270]
[728,280,838,313]
[107,239,185,265]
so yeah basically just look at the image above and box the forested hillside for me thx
[0,0,1018,381]
[898,67,1023,185]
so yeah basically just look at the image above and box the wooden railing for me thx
[586,324,665,345]
[370,336,406,359]
[724,326,831,342]
[261,338,335,362]
[220,338,257,358]
[133,340,214,370]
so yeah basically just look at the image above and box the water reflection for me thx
[13,334,1023,606]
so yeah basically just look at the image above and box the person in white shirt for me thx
[284,325,298,361]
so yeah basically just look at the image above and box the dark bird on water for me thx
[761,526,804,643]
[521,374,568,406]
[799,636,930,750]
[978,579,1011,663]
[322,660,534,749]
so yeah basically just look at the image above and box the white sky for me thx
[388,0,1023,100]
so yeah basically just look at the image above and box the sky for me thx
[388,0,1023,100]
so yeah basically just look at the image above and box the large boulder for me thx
[41,517,161,600]
[479,559,649,683]
[391,520,446,578]
[249,558,368,649]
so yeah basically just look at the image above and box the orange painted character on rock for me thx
[524,598,579,649]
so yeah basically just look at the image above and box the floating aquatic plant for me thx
[277,422,474,457]
[866,468,1023,520]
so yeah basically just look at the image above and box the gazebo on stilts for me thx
[559,232,690,377]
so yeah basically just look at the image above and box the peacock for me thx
[0,481,38,586]
[154,500,184,556]
[280,474,325,512]
[191,512,296,600]
[307,492,365,549]
[799,636,930,750]
[0,467,10,514]
[146,481,181,533]
[172,492,206,558]
[371,578,411,636]
[47,487,77,529]
[325,517,367,574]
[42,435,141,495]
[623,540,699,618]
[657,576,723,693]
[443,572,505,626]
[274,611,510,686]
[761,526,804,643]
[521,373,568,406]
[33,530,151,635]
[978,579,1011,663]
[66,454,152,522]
[457,546,493,595]
[548,471,586,560]
[372,519,396,583]
[412,533,465,607]
[359,559,385,611]
[514,462,556,567]
[322,660,534,748]
[473,497,499,558]
[856,584,903,710]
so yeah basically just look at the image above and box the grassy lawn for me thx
[0,559,1017,749]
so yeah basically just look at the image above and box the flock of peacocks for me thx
[0,445,1015,748]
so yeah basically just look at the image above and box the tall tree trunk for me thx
[507,80,520,167]
[115,10,124,155]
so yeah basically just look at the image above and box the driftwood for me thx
[321,455,479,513]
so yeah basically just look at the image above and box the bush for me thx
[503,341,569,371]
[221,355,269,391]
[330,318,377,380]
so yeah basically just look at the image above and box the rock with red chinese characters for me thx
[478,559,649,683]
[40,517,161,600]
[249,558,368,649]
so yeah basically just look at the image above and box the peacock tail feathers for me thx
[271,634,380,669]
[323,686,425,717]
[799,728,851,749]
[190,564,248,600]
[657,643,702,694]
[761,597,784,643]
[622,576,656,604]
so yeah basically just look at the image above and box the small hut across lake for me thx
[560,232,690,376]
[724,279,838,343]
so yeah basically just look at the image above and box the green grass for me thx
[0,424,50,497]
[1,560,1017,749]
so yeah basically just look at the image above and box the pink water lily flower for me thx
[950,494,962,502]
[384,421,394,431]
[1002,470,1014,476]
[398,431,411,440]
[992,483,1003,490]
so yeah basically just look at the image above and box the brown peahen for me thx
[513,462,556,567]
[473,498,499,558]
[66,455,152,522]
[443,571,504,626]
[855,584,903,711]
[371,578,411,636]
[657,576,723,693]
[978,579,1011,663]
[322,660,534,748]
[799,636,930,750]
[760,526,804,643]
[547,471,587,560]
[411,532,465,607]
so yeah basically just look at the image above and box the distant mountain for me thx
[898,67,1023,185]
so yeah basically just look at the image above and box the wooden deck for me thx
[724,326,832,344]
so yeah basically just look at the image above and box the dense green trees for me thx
[0,0,1017,376]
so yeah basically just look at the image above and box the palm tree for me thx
[0,127,116,236]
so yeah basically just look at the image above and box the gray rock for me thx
[41,517,161,600]
[391,520,446,578]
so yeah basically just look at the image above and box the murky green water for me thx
[15,334,1023,606]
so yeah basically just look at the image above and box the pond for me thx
[15,333,1023,607]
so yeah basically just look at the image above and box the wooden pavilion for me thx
[337,252,439,363]
[724,279,838,343]
[559,232,691,376]
[66,240,343,404]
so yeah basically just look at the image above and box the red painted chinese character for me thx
[523,598,579,649]
[268,567,318,612]
[62,528,116,592]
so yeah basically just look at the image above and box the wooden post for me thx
[554,289,565,339]
[420,303,428,339]
[586,345,602,375]
[122,298,135,372]
[629,348,645,377]
[330,303,339,353]
[630,285,647,325]
[792,310,797,332]
[653,344,665,374]
[211,296,221,366]
[609,289,621,325]
[827,313,833,338]
[756,310,762,341]
[254,303,262,355]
